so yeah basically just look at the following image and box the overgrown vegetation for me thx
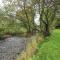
[16,35,43,60]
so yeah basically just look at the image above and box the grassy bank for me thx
[29,29,60,60]
[16,35,43,60]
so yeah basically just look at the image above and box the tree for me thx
[17,7,36,33]
[33,0,57,36]
[2,0,57,36]
[16,0,36,35]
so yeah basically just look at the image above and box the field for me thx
[29,29,60,60]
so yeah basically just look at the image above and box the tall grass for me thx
[16,35,43,60]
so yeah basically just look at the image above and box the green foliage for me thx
[16,5,35,32]
[0,16,27,37]
[0,0,58,37]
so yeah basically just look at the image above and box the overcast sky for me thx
[0,0,4,8]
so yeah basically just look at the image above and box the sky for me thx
[0,0,4,8]
[34,14,40,25]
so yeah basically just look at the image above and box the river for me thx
[0,37,27,60]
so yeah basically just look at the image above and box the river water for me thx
[0,37,27,60]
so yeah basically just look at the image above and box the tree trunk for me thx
[44,24,50,37]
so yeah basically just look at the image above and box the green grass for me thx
[29,29,60,60]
